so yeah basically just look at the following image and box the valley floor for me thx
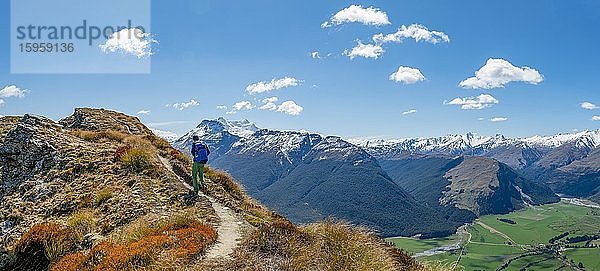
[388,200,600,271]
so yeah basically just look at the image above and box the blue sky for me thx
[1,0,599,139]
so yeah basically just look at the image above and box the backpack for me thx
[193,143,209,163]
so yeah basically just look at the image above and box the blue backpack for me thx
[192,143,209,163]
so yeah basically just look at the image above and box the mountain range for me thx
[170,118,596,237]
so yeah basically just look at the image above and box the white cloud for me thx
[446,94,499,110]
[389,66,425,84]
[170,99,199,110]
[311,51,321,59]
[137,110,151,115]
[216,105,228,110]
[259,97,279,111]
[459,58,543,89]
[345,41,384,59]
[490,117,508,122]
[246,77,301,95]
[373,24,449,44]
[0,85,28,98]
[402,109,417,115]
[277,101,303,115]
[99,28,158,58]
[477,117,485,121]
[322,5,390,28]
[581,102,598,110]
[0,99,4,107]
[233,101,254,111]
[592,116,600,121]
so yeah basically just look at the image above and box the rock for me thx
[0,115,62,196]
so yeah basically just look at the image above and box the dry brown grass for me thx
[51,216,217,271]
[70,130,127,142]
[205,167,245,201]
[230,219,440,271]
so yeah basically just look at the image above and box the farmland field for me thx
[388,201,600,270]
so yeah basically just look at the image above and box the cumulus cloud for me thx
[246,77,301,95]
[167,99,199,110]
[402,109,417,115]
[259,97,279,111]
[592,116,600,121]
[446,94,499,110]
[373,24,449,44]
[233,101,254,111]
[322,5,390,28]
[277,101,304,115]
[0,85,28,107]
[226,101,254,115]
[459,58,543,89]
[137,110,151,115]
[490,117,508,122]
[581,102,598,110]
[311,51,321,59]
[99,28,158,58]
[0,85,28,98]
[389,66,425,84]
[216,105,227,110]
[345,41,384,59]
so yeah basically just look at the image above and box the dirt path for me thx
[158,156,243,260]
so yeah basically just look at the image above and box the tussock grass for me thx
[205,167,245,201]
[66,210,96,238]
[93,188,113,207]
[13,222,74,268]
[70,130,127,142]
[231,219,440,271]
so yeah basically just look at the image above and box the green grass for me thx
[505,254,565,271]
[564,248,600,270]
[477,203,600,245]
[386,236,457,255]
[390,202,600,271]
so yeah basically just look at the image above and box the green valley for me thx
[388,200,600,270]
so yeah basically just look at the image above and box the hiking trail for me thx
[158,155,243,260]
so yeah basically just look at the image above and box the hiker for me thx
[191,135,210,193]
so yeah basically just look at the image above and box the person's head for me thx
[192,135,199,141]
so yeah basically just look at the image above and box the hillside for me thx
[0,108,436,271]
[377,155,558,228]
[175,120,456,237]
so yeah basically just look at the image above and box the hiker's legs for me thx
[191,162,200,192]
[199,163,206,189]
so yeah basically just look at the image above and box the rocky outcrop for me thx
[59,108,152,136]
[0,115,63,197]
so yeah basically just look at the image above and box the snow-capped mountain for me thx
[353,129,600,201]
[351,129,600,156]
[172,117,260,159]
